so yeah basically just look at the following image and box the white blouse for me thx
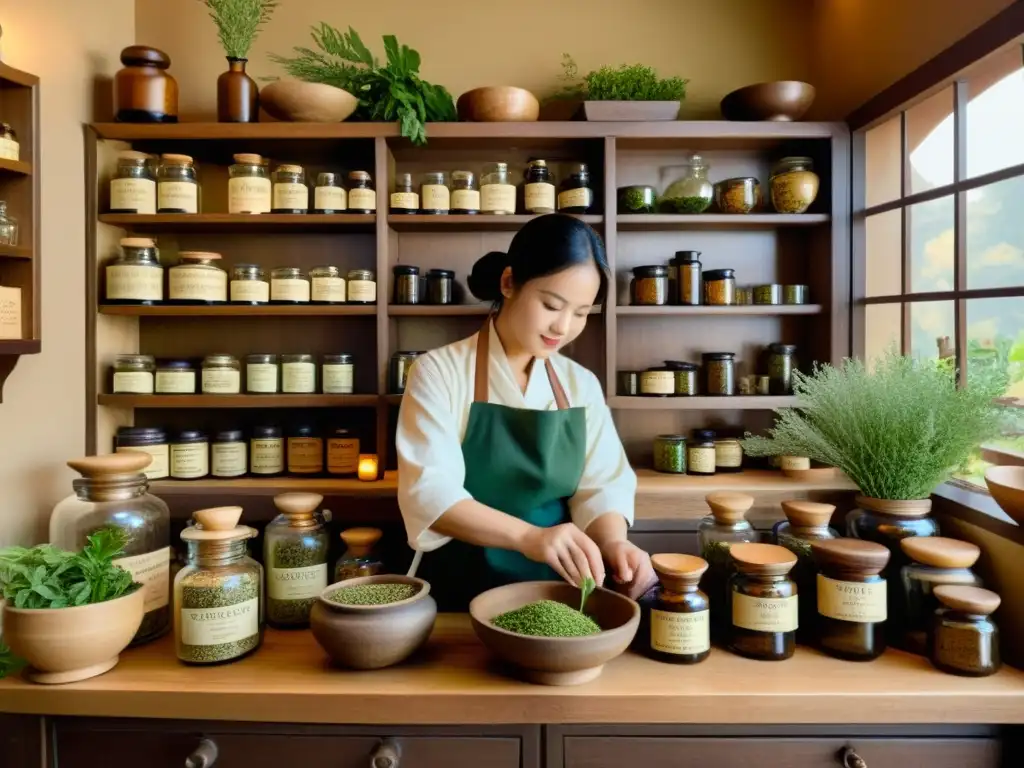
[397,322,636,552]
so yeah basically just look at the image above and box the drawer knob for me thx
[371,738,401,768]
[185,738,219,768]
[840,746,867,768]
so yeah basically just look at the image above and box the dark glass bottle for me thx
[930,585,1001,677]
[647,554,711,665]
[773,500,838,643]
[522,159,555,214]
[557,162,593,213]
[728,543,798,661]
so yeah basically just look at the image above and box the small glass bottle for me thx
[110,150,156,214]
[557,162,593,213]
[271,164,308,213]
[287,424,324,475]
[115,426,169,480]
[773,500,838,643]
[631,266,670,306]
[106,237,163,304]
[0,201,17,246]
[155,360,196,394]
[812,538,890,661]
[714,438,743,473]
[667,360,698,395]
[687,429,716,477]
[112,354,155,394]
[389,351,422,394]
[702,352,736,396]
[264,492,329,629]
[522,159,555,214]
[0,122,20,161]
[671,251,701,306]
[250,425,284,477]
[347,171,376,214]
[653,434,686,474]
[699,492,757,641]
[481,162,516,214]
[170,429,209,480]
[313,172,347,213]
[246,353,279,394]
[211,429,247,479]
[346,269,377,304]
[702,269,737,306]
[230,264,269,304]
[334,527,384,582]
[420,171,450,214]
[663,154,713,214]
[310,265,346,304]
[322,353,355,394]
[281,353,316,394]
[201,354,241,394]
[426,269,455,305]
[390,172,419,214]
[929,585,1001,677]
[767,343,798,395]
[327,426,360,476]
[393,265,421,305]
[156,154,199,214]
[169,252,228,304]
[451,170,480,214]
[270,267,311,303]
[728,542,798,661]
[227,153,271,214]
[647,554,711,665]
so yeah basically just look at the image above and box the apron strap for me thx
[474,317,571,410]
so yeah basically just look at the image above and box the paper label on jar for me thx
[273,182,308,211]
[251,438,284,473]
[267,563,327,601]
[451,189,480,211]
[315,186,346,211]
[0,137,19,161]
[271,278,310,302]
[114,546,170,613]
[230,279,270,303]
[211,442,247,477]
[480,183,516,214]
[639,370,674,395]
[390,191,419,210]
[169,268,227,302]
[111,178,156,214]
[170,443,208,479]
[557,187,591,210]
[732,592,798,633]
[347,279,376,303]
[106,264,163,302]
[116,445,169,480]
[780,456,811,471]
[817,574,887,623]
[155,369,195,394]
[421,184,450,211]
[524,182,555,212]
[228,177,271,214]
[688,446,716,474]
[158,181,198,213]
[246,363,278,393]
[328,437,360,473]
[715,441,743,468]
[311,276,345,303]
[202,369,240,394]
[288,438,323,472]
[282,362,315,393]
[181,597,258,646]
[113,371,154,394]
[322,363,354,394]
[650,609,710,655]
[348,188,376,211]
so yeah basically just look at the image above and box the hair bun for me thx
[468,251,509,302]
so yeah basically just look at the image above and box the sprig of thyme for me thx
[198,0,278,60]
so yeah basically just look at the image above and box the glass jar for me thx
[451,170,480,214]
[270,267,310,303]
[523,159,555,214]
[728,542,798,661]
[773,500,838,643]
[170,430,209,480]
[767,343,798,395]
[115,426,169,480]
[230,264,269,304]
[0,201,17,246]
[699,492,757,641]
[715,177,761,214]
[662,155,713,214]
[639,365,675,397]
[702,352,736,395]
[112,354,155,394]
[347,269,376,304]
[770,157,819,214]
[617,184,657,214]
[667,360,698,395]
[632,265,669,306]
[900,537,983,656]
[929,585,1001,677]
[812,539,890,661]
[327,427,360,476]
[264,492,329,628]
[154,359,195,394]
[714,438,743,474]
[322,353,354,394]
[175,507,263,665]
[393,265,421,305]
[688,429,716,477]
[347,171,376,214]
[211,429,247,479]
[420,171,450,214]
[281,353,316,394]
[156,154,199,213]
[390,350,422,394]
[201,354,241,394]
[703,269,736,306]
[0,122,20,161]
[784,284,809,305]
[287,425,323,475]
[313,172,347,213]
[647,554,711,664]
[481,162,516,214]
[757,375,772,396]
[618,370,640,396]
[426,269,454,305]
[671,251,701,306]
[110,150,156,214]
[106,237,163,304]
[50,452,172,645]
[334,527,384,582]
[271,164,308,213]
[310,265,346,304]
[227,153,271,214]
[558,162,593,213]
[390,172,419,214]
[250,425,284,476]
[753,284,783,305]
[653,435,686,474]
[169,252,227,304]
[244,353,278,394]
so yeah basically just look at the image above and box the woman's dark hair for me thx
[467,214,609,306]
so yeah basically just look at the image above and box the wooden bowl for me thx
[469,581,639,686]
[720,81,816,122]
[984,466,1024,525]
[457,86,540,122]
[261,79,358,123]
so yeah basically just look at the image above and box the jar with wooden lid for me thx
[310,265,346,304]
[281,353,316,394]
[334,527,384,581]
[227,153,271,214]
[270,267,310,303]
[347,171,376,214]
[264,492,329,628]
[230,264,269,304]
[106,238,163,304]
[900,537,983,655]
[287,425,323,475]
[639,364,675,397]
[245,353,279,393]
[250,425,284,476]
[110,151,156,214]
[314,172,347,213]
[481,162,516,214]
[155,359,196,394]
[702,269,736,306]
[347,269,376,304]
[688,429,717,477]
[770,157,819,214]
[557,162,593,213]
[393,265,421,305]
[271,164,309,213]
[322,354,354,394]
[929,585,1001,677]
[170,429,209,480]
[631,265,669,305]
[211,429,247,479]
[647,554,711,664]
[112,354,155,394]
[327,426,360,475]
[451,171,480,214]
[522,159,556,214]
[390,173,419,214]
[728,542,798,661]
[115,427,169,480]
[702,352,736,395]
[699,492,757,640]
[156,154,198,213]
[0,122,19,162]
[201,354,241,394]
[175,506,263,665]
[714,437,743,473]
[773,500,838,643]
[169,252,227,304]
[812,539,889,661]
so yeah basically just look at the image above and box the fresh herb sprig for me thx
[198,0,278,60]
[579,575,597,612]
[0,639,25,680]
[552,54,688,103]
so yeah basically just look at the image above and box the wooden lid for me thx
[120,45,171,68]
[729,543,797,576]
[781,500,835,528]
[705,492,754,524]
[67,452,151,477]
[273,492,323,517]
[117,150,150,161]
[233,153,263,164]
[652,554,708,591]
[934,585,1001,615]
[179,251,222,261]
[161,153,193,164]
[278,163,304,173]
[120,237,155,248]
[181,506,257,542]
[811,539,890,576]
[900,536,980,569]
[340,527,383,548]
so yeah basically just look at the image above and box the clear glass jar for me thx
[112,353,155,394]
[115,426,169,480]
[170,429,209,480]
[753,284,783,305]
[327,426,360,475]
[264,492,329,628]
[770,156,819,214]
[930,585,1001,677]
[250,425,284,476]
[390,172,419,214]
[314,172,347,213]
[765,343,797,395]
[310,265,346,304]
[772,500,838,643]
[155,359,196,394]
[169,251,227,303]
[662,155,713,214]
[0,122,20,161]
[287,424,323,475]
[450,170,480,214]
[228,153,271,214]
[481,162,516,214]
[334,527,383,582]
[699,492,757,641]
[390,350,422,394]
[230,264,269,304]
[271,164,308,213]
[201,353,241,394]
[270,266,310,303]
[702,352,736,395]
[347,269,376,304]
[425,269,454,305]
[421,171,450,214]
[393,265,421,305]
[110,150,156,214]
[0,200,17,246]
[715,177,761,214]
[347,170,376,214]
[632,265,670,305]
[647,554,710,664]
[812,539,890,661]
[156,153,199,213]
[523,159,555,214]
[688,429,716,477]
[322,353,354,394]
[50,452,171,645]
[211,429,247,479]
[714,438,743,473]
[246,353,279,393]
[175,507,263,665]
[558,162,593,213]
[666,360,698,395]
[728,543,798,661]
[106,238,163,304]
[703,268,736,306]
[281,353,316,394]
[653,435,686,474]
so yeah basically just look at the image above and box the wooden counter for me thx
[1,616,1021,726]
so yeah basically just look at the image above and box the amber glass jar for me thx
[523,159,555,214]
[557,162,593,213]
[647,554,711,665]
[812,539,890,661]
[347,171,376,214]
[287,425,324,476]
[698,492,757,641]
[632,266,669,306]
[773,500,838,643]
[728,543,798,661]
[929,585,1001,677]
[671,251,701,306]
[770,156,819,214]
[326,427,360,476]
[703,269,736,306]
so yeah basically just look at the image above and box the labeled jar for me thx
[523,159,555,214]
[930,585,1001,677]
[420,171,450,214]
[702,352,736,395]
[480,162,516,214]
[112,354,155,394]
[393,265,421,305]
[347,171,376,214]
[322,353,355,394]
[156,154,199,213]
[270,267,310,303]
[688,429,717,477]
[703,269,736,306]
[753,284,782,305]
[714,438,743,473]
[327,427,360,476]
[672,251,701,306]
[314,172,347,213]
[639,365,675,397]
[335,527,383,582]
[211,429,247,479]
[106,238,163,304]
[201,354,241,394]
[390,351,421,394]
[770,157,819,214]
[271,164,308,213]
[0,122,20,162]
[310,265,346,304]
[632,265,669,306]
[773,501,838,643]
[558,162,593,213]
[230,264,269,304]
[662,155,713,214]
[281,353,316,394]
[170,430,209,480]
[812,538,890,661]
[667,360,698,395]
[265,492,329,628]
[110,150,156,214]
[699,492,757,641]
[115,427,170,481]
[653,435,686,474]
[728,543,798,661]
[618,370,640,396]
[426,269,455,305]
[287,425,324,475]
[784,284,809,305]
[245,353,279,393]
[227,153,271,214]
[451,170,480,214]
[647,554,710,664]
[346,269,376,304]
[155,359,196,394]
[715,177,760,214]
[169,252,228,303]
[766,343,798,395]
[250,425,284,476]
[0,201,17,246]
[390,173,419,214]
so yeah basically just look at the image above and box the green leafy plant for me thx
[269,25,456,145]
[0,639,25,680]
[741,348,1009,500]
[198,0,278,60]
[552,54,688,102]
[578,575,596,612]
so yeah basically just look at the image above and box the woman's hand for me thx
[601,540,658,600]
[519,523,606,588]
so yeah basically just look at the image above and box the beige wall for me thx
[0,2,135,546]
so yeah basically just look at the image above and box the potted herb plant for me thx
[199,0,278,122]
[548,54,688,121]
[0,528,144,684]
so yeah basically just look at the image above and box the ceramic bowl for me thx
[310,575,437,670]
[469,581,640,686]
[984,465,1024,525]
[720,81,816,121]
[457,86,540,122]
[261,79,358,122]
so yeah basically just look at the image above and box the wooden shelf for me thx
[0,245,31,260]
[388,214,603,232]
[615,304,822,316]
[0,339,40,355]
[151,470,398,497]
[616,213,830,230]
[389,304,491,316]
[98,213,376,234]
[609,395,797,410]
[99,304,376,317]
[0,158,31,176]
[97,394,379,409]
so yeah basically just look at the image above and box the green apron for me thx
[418,319,587,612]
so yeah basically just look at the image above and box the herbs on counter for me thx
[553,54,688,102]
[492,599,600,638]
[198,0,278,59]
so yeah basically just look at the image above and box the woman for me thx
[397,214,655,611]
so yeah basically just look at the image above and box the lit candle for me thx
[357,454,378,482]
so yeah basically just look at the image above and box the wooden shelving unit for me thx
[609,396,798,410]
[0,158,32,176]
[616,213,830,230]
[615,305,822,317]
[99,213,375,233]
[387,214,604,232]
[99,304,376,317]
[98,394,379,409]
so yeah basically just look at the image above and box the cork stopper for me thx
[729,542,797,577]
[705,492,754,524]
[340,527,382,557]
[117,150,150,161]
[651,553,707,592]
[181,506,256,542]
[161,153,193,164]
[233,153,262,164]
[178,251,222,262]
[67,452,152,478]
[934,585,1000,616]
[781,500,835,528]
[811,539,890,577]
[120,237,156,249]
[273,492,323,522]
[901,537,980,569]
[277,163,303,174]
